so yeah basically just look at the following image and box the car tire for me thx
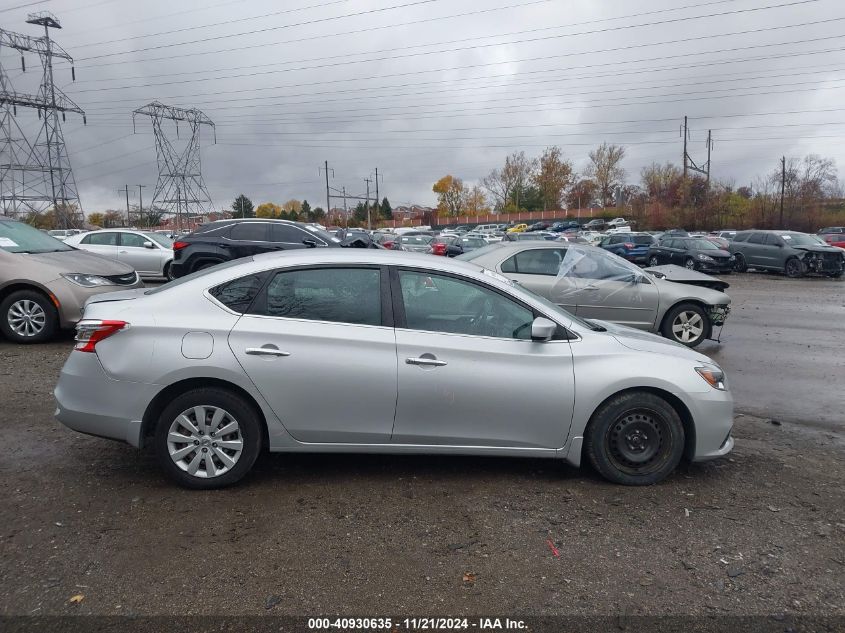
[193,260,222,273]
[0,289,58,344]
[684,257,697,270]
[732,253,747,272]
[154,388,262,490]
[827,270,843,278]
[163,261,175,281]
[661,302,710,347]
[584,391,685,486]
[648,255,660,267]
[784,257,804,278]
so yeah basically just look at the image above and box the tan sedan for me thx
[0,217,144,343]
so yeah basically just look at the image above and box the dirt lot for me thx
[0,272,843,620]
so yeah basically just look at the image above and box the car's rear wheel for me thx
[784,257,804,278]
[661,302,710,347]
[584,391,685,486]
[732,253,747,272]
[163,261,175,281]
[154,388,262,489]
[648,255,660,267]
[0,289,58,344]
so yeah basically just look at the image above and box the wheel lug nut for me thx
[194,440,199,445]
[202,447,208,453]
[212,443,217,448]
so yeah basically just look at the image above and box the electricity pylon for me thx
[0,12,85,227]
[132,101,216,232]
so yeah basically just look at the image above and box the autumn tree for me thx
[103,210,124,228]
[641,162,683,207]
[255,202,282,218]
[232,194,254,218]
[432,175,466,216]
[87,212,105,227]
[565,179,598,210]
[464,185,490,214]
[533,146,573,211]
[483,151,537,211]
[586,143,627,207]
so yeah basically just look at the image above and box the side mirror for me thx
[302,238,318,248]
[531,316,557,341]
[143,241,154,249]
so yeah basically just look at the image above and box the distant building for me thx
[392,205,434,221]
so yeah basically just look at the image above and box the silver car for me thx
[0,217,144,343]
[460,243,731,347]
[54,249,733,489]
[64,229,175,280]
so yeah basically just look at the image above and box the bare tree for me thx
[586,143,627,207]
[483,151,537,211]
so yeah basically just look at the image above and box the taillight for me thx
[383,241,394,249]
[75,320,129,353]
[173,241,189,250]
[432,243,447,255]
[624,242,635,249]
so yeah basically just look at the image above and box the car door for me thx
[760,233,785,268]
[226,222,276,258]
[228,265,396,443]
[117,232,162,275]
[743,232,766,267]
[498,247,574,312]
[78,231,119,260]
[391,268,574,449]
[269,222,325,250]
[567,249,659,330]
[651,239,671,264]
[666,239,685,265]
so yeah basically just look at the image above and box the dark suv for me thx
[598,232,655,264]
[730,230,844,278]
[170,219,341,278]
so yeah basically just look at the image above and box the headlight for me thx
[696,366,727,391]
[61,273,115,288]
[697,254,714,261]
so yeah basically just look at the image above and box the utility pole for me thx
[780,156,786,229]
[342,186,348,229]
[374,167,380,219]
[364,177,372,230]
[319,160,333,219]
[705,130,712,187]
[118,185,130,226]
[682,116,688,180]
[137,184,146,225]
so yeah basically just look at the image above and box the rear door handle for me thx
[406,357,447,367]
[245,347,290,357]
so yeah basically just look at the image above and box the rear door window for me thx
[230,222,269,242]
[270,223,312,244]
[747,233,766,244]
[82,232,119,246]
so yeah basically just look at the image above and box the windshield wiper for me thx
[584,319,607,332]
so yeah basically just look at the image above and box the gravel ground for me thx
[0,273,843,619]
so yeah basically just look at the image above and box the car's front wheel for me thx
[584,391,685,485]
[154,388,262,489]
[648,255,660,267]
[661,302,710,347]
[684,257,697,270]
[0,289,58,344]
[784,257,804,278]
[732,253,747,272]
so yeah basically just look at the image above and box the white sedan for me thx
[65,229,175,280]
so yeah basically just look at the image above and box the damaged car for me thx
[729,230,844,278]
[459,243,730,347]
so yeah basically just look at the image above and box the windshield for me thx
[455,243,503,261]
[692,239,719,250]
[630,235,654,245]
[302,224,341,243]
[0,221,74,254]
[781,232,828,246]
[145,232,173,248]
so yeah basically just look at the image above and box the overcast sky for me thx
[2,0,844,214]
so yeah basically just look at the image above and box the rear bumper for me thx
[54,351,160,447]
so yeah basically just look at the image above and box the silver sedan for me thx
[64,229,175,280]
[460,243,731,347]
[54,249,733,489]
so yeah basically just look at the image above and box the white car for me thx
[65,229,175,280]
[47,229,82,241]
[606,217,628,228]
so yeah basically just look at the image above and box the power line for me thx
[71,2,832,91]
[72,0,734,82]
[0,0,50,14]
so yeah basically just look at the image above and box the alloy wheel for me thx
[671,310,704,344]
[166,405,244,478]
[685,258,696,270]
[648,256,659,267]
[7,299,46,337]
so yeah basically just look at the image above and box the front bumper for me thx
[48,275,144,329]
[697,260,733,273]
[684,387,735,461]
[54,350,160,447]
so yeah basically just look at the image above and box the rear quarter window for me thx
[209,273,267,313]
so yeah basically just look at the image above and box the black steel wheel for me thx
[784,257,804,278]
[584,391,685,486]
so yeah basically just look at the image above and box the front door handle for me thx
[245,347,290,357]
[406,357,447,367]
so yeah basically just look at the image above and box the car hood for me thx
[595,319,714,364]
[793,245,842,254]
[649,272,731,303]
[644,264,730,291]
[22,249,136,276]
